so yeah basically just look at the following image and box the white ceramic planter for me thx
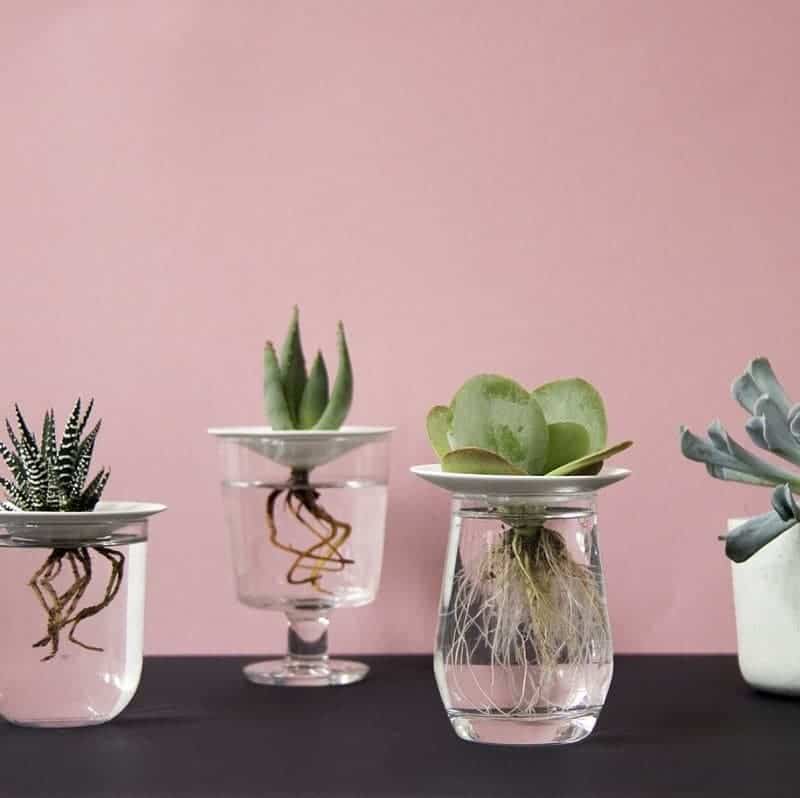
[729,517,800,695]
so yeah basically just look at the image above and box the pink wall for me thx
[1,1,799,654]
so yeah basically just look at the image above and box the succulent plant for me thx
[0,400,121,661]
[0,400,109,512]
[681,357,800,562]
[263,306,353,430]
[426,374,632,476]
[425,373,629,696]
[261,309,358,593]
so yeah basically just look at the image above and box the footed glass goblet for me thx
[210,426,392,686]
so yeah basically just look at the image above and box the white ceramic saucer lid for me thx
[0,501,167,543]
[409,464,631,496]
[208,425,394,469]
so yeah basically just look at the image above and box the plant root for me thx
[265,469,353,594]
[29,545,126,661]
[446,524,610,715]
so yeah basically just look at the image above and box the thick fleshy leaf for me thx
[680,425,799,489]
[749,358,792,416]
[706,420,800,486]
[789,403,800,444]
[531,378,607,451]
[298,351,329,429]
[263,341,295,430]
[426,405,452,459]
[745,396,800,467]
[449,374,548,474]
[442,447,526,476]
[705,463,777,488]
[723,489,797,562]
[279,306,307,425]
[543,422,590,473]
[772,483,800,522]
[546,440,632,476]
[731,372,762,415]
[314,322,353,430]
[724,512,792,562]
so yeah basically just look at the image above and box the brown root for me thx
[265,470,354,594]
[29,545,126,661]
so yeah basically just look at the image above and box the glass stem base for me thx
[448,708,601,745]
[243,657,369,687]
[243,609,369,687]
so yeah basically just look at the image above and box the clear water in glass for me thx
[0,531,147,728]
[435,493,613,744]
[222,479,387,611]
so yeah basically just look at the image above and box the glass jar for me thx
[435,491,612,744]
[211,427,392,686]
[0,520,148,728]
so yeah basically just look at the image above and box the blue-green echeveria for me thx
[680,357,800,562]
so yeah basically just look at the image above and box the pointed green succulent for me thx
[680,357,800,562]
[263,307,353,430]
[0,399,109,512]
[426,373,631,478]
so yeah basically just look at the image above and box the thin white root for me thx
[444,525,611,716]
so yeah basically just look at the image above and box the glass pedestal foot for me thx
[244,610,369,686]
[243,658,369,687]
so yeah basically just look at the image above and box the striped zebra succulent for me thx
[0,400,120,662]
[0,399,109,512]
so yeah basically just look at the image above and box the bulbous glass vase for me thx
[435,490,614,745]
[210,426,393,687]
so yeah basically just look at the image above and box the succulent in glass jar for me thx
[426,374,632,684]
[262,307,355,593]
[0,400,118,661]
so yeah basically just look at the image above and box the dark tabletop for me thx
[0,655,797,797]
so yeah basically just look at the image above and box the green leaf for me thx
[79,468,110,510]
[298,351,330,429]
[314,322,353,430]
[263,341,295,430]
[543,422,591,473]
[280,306,307,425]
[546,440,633,476]
[14,403,39,458]
[57,399,83,493]
[532,378,608,452]
[426,405,452,459]
[0,441,25,487]
[77,398,95,438]
[449,374,549,474]
[442,447,527,476]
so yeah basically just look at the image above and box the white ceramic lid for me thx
[409,464,631,496]
[208,425,394,469]
[0,501,167,543]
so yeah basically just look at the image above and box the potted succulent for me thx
[0,400,165,727]
[209,308,393,687]
[680,357,800,695]
[412,374,632,745]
